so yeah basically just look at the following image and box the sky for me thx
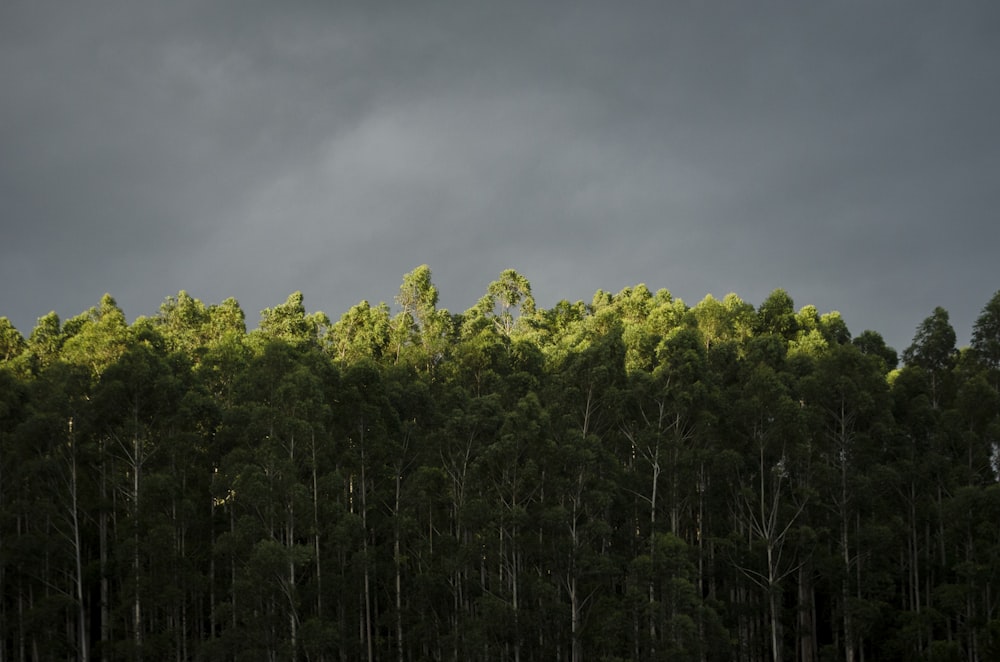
[2,0,999,355]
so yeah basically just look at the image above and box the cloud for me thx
[2,1,998,354]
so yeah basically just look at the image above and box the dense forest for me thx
[1,266,998,662]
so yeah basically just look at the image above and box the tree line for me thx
[0,265,998,662]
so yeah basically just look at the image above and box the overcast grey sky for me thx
[2,0,998,354]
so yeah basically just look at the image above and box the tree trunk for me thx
[132,425,143,662]
[394,471,404,662]
[312,433,323,620]
[797,563,814,662]
[99,439,110,662]
[359,424,374,662]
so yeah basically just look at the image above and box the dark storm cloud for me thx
[2,0,998,354]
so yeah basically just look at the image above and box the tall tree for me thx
[477,269,536,338]
[0,318,25,364]
[901,306,957,408]
[971,290,1000,387]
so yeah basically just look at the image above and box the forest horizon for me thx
[1,265,999,661]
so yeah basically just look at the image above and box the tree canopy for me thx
[1,269,998,662]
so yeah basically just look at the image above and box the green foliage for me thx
[3,274,1000,662]
[903,306,957,372]
[0,317,25,364]
[756,288,798,340]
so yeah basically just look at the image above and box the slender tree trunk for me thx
[569,573,580,662]
[287,430,298,660]
[230,508,237,632]
[312,433,323,620]
[841,465,855,662]
[359,425,374,662]
[18,573,25,662]
[767,543,781,662]
[649,451,660,656]
[798,563,814,662]
[99,439,110,662]
[132,425,143,662]
[697,461,709,662]
[842,521,854,662]
[210,497,217,643]
[67,419,90,662]
[394,472,404,662]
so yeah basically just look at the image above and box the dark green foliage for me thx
[1,279,997,661]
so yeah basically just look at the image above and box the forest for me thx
[0,265,999,662]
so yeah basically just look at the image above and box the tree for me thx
[256,291,330,349]
[971,290,1000,385]
[91,331,182,660]
[756,289,798,341]
[0,318,25,364]
[61,294,130,379]
[902,307,957,408]
[620,326,712,659]
[728,339,808,662]
[801,343,890,662]
[477,269,536,338]
[852,329,898,373]
[155,290,213,362]
[393,265,453,369]
[331,301,391,363]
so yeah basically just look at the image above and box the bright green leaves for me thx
[156,290,211,355]
[61,293,130,379]
[0,317,25,365]
[256,291,330,348]
[331,300,391,363]
[477,268,535,337]
[393,265,453,367]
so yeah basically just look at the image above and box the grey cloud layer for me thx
[2,1,998,353]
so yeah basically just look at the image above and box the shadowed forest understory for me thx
[2,266,999,662]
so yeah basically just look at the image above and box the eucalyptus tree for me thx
[23,311,64,375]
[618,325,710,657]
[433,319,509,659]
[692,294,742,352]
[606,284,657,373]
[540,306,626,660]
[88,321,186,659]
[472,389,549,661]
[393,265,454,371]
[800,342,891,662]
[0,317,25,364]
[155,291,212,359]
[0,362,28,659]
[888,317,961,657]
[788,305,830,359]
[971,290,1000,387]
[476,269,536,339]
[852,329,898,373]
[901,306,957,409]
[256,291,330,350]
[53,295,132,656]
[755,289,798,342]
[15,361,95,661]
[207,297,247,344]
[217,292,336,659]
[726,334,808,662]
[336,358,398,662]
[60,294,130,379]
[330,300,391,364]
